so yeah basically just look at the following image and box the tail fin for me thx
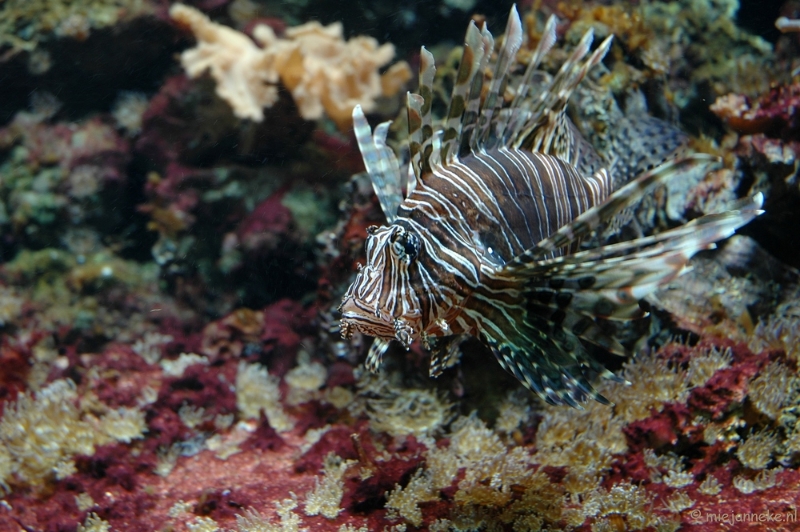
[609,114,690,187]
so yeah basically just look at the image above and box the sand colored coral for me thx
[170,4,280,122]
[170,4,411,129]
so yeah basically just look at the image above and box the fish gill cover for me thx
[0,1,799,531]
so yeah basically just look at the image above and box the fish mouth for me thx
[339,297,395,339]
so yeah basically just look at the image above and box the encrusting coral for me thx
[169,4,411,129]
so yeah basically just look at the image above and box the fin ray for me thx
[507,154,720,265]
[441,22,487,164]
[352,105,403,221]
[476,6,524,149]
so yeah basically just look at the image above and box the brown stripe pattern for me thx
[340,6,764,407]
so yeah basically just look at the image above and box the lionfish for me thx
[339,7,763,406]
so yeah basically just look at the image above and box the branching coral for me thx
[611,350,691,423]
[385,469,437,526]
[644,449,693,487]
[187,516,220,532]
[576,483,664,530]
[0,285,23,327]
[749,294,800,361]
[169,4,280,122]
[235,362,294,432]
[76,513,111,532]
[733,468,782,494]
[641,0,775,99]
[285,359,327,405]
[698,474,722,495]
[303,452,355,519]
[111,91,149,136]
[132,332,173,365]
[160,352,210,378]
[170,4,411,129]
[0,379,146,491]
[0,109,130,251]
[494,388,533,435]
[687,346,733,387]
[237,498,307,532]
[534,398,626,481]
[389,414,565,529]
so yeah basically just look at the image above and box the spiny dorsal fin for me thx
[499,14,557,147]
[405,153,418,196]
[475,5,524,149]
[510,14,557,110]
[464,25,494,154]
[429,130,443,170]
[528,109,574,164]
[407,92,425,182]
[416,47,437,176]
[512,32,613,154]
[440,21,487,165]
[352,105,403,222]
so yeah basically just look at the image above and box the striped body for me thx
[340,7,763,406]
[395,148,609,338]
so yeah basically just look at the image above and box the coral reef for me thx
[0,0,154,57]
[0,1,799,531]
[709,82,800,267]
[554,0,776,109]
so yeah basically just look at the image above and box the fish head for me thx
[339,223,422,348]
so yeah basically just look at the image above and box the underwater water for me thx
[1,0,799,530]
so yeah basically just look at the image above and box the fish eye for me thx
[391,231,420,263]
[402,233,420,259]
